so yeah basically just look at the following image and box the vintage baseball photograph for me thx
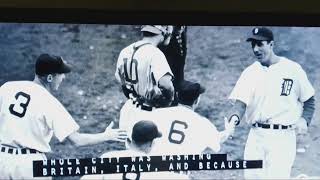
[0,23,319,179]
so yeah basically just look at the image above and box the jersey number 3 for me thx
[9,92,31,118]
[168,120,188,144]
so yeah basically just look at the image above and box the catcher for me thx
[115,25,175,146]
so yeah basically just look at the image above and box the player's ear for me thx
[269,41,274,48]
[47,74,53,83]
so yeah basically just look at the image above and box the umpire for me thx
[159,26,187,92]
[159,26,203,106]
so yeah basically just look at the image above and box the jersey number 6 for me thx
[9,91,31,118]
[168,120,188,144]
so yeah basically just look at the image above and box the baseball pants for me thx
[244,127,296,179]
[0,150,50,179]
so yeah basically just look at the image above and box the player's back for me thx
[116,41,168,99]
[0,81,58,151]
[148,106,221,155]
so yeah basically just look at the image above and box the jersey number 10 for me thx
[9,91,31,118]
[123,58,138,84]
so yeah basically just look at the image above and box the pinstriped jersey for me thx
[115,40,173,101]
[0,81,79,152]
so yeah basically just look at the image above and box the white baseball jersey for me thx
[0,81,79,152]
[122,105,221,155]
[229,57,314,179]
[151,106,221,155]
[81,149,189,180]
[229,57,315,125]
[115,40,173,102]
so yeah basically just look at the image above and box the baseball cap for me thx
[141,25,168,35]
[131,120,162,143]
[246,27,274,42]
[178,80,206,106]
[35,54,71,76]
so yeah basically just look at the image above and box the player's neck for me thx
[261,53,280,67]
[269,53,280,65]
[33,76,52,92]
[141,36,162,47]
[130,144,150,154]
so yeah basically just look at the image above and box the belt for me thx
[132,100,154,111]
[252,122,293,130]
[0,144,41,155]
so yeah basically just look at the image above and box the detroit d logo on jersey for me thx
[280,78,293,96]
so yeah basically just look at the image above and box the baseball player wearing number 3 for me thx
[226,27,315,179]
[0,54,127,179]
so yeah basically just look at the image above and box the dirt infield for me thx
[0,24,319,179]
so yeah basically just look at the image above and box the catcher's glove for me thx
[146,87,172,108]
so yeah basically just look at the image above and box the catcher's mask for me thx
[141,25,173,39]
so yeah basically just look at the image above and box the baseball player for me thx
[136,81,236,156]
[0,54,127,179]
[115,25,175,144]
[226,27,315,179]
[81,120,189,180]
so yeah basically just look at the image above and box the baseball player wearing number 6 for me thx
[0,54,127,179]
[115,25,175,144]
[142,81,236,156]
[226,27,315,179]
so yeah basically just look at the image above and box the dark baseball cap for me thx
[246,27,274,42]
[131,120,162,143]
[35,54,71,76]
[178,80,206,106]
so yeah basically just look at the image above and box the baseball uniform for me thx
[123,105,221,155]
[229,57,315,179]
[0,81,79,179]
[115,40,173,144]
[81,150,189,180]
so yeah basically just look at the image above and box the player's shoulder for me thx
[243,61,261,73]
[166,105,208,121]
[279,56,303,69]
[1,80,37,91]
[119,42,135,54]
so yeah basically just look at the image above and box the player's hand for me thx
[103,121,128,142]
[295,117,308,135]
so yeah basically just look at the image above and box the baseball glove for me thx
[146,87,172,108]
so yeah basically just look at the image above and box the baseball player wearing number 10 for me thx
[226,27,315,179]
[115,25,175,144]
[0,54,127,179]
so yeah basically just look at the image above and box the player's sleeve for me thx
[296,65,315,102]
[200,117,221,152]
[115,53,124,84]
[45,96,80,142]
[151,49,174,83]
[228,69,252,106]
